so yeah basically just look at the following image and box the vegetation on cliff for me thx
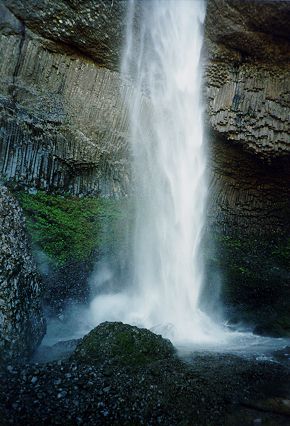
[15,190,131,266]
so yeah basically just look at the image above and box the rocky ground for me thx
[0,322,289,425]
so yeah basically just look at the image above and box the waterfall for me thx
[90,0,226,344]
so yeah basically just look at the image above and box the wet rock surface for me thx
[3,0,128,70]
[33,338,81,364]
[0,2,131,197]
[0,185,45,364]
[205,0,290,62]
[72,322,175,367]
[204,0,290,335]
[0,323,289,425]
[205,0,290,160]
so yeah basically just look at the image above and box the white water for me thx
[42,0,290,357]
[89,0,228,344]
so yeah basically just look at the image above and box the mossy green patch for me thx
[15,190,131,266]
[72,322,175,368]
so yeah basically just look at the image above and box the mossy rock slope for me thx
[72,322,175,367]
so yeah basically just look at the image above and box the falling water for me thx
[90,0,226,343]
[43,0,290,354]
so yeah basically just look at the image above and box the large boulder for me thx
[72,322,175,367]
[0,185,46,363]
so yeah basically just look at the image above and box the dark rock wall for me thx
[0,0,132,360]
[3,0,128,70]
[208,137,290,236]
[0,2,131,197]
[0,186,46,363]
[0,0,289,337]
[204,0,290,332]
[205,62,289,159]
[205,0,290,234]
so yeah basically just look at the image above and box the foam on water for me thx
[89,0,229,344]
[43,1,290,356]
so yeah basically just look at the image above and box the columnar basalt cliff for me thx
[205,0,290,234]
[0,0,290,355]
[0,1,131,197]
[1,1,289,212]
[204,0,290,333]
[205,0,290,159]
[0,0,132,360]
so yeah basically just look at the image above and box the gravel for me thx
[0,351,289,425]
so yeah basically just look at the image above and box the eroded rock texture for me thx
[205,0,290,235]
[204,1,290,332]
[205,0,290,160]
[0,2,131,196]
[208,138,290,235]
[0,185,45,363]
[3,0,128,70]
[0,0,289,336]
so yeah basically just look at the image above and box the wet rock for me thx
[3,0,129,70]
[0,185,45,364]
[72,322,175,367]
[204,0,290,328]
[0,349,290,425]
[0,2,132,197]
[254,317,290,339]
[205,0,290,160]
[33,339,81,363]
[206,0,290,62]
[246,398,290,417]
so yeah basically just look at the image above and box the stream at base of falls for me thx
[36,0,290,374]
[39,305,290,367]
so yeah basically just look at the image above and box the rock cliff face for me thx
[1,0,289,208]
[205,0,290,160]
[3,0,128,70]
[0,0,132,357]
[204,0,290,333]
[205,0,290,235]
[0,185,46,363]
[0,1,131,197]
[0,0,289,339]
[208,139,290,235]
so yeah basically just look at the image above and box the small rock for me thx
[57,390,67,399]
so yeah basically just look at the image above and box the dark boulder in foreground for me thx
[72,321,175,367]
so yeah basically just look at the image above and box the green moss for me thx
[15,190,131,266]
[72,322,175,368]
